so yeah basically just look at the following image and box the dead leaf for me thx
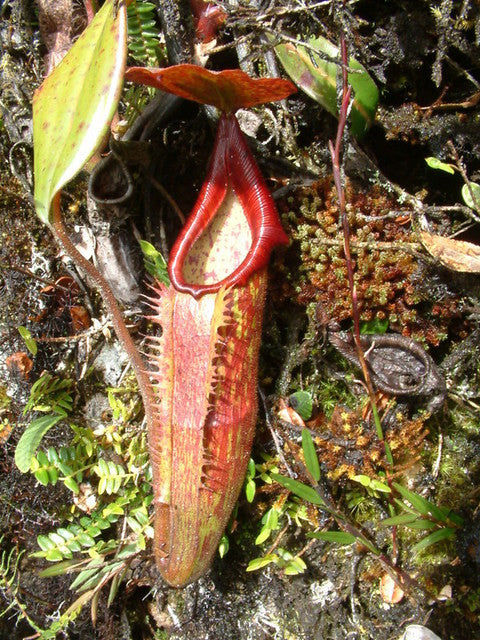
[380,572,404,604]
[277,398,306,427]
[41,276,80,302]
[420,231,480,273]
[6,352,33,380]
[37,0,73,75]
[0,422,13,445]
[70,306,91,332]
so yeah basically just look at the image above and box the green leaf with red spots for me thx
[274,35,378,138]
[33,0,127,224]
[125,64,296,113]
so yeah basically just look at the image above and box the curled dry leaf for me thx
[437,584,453,601]
[277,398,306,427]
[41,275,80,301]
[420,231,480,273]
[380,572,404,604]
[6,352,34,380]
[37,0,73,75]
[70,306,91,332]
[329,331,446,412]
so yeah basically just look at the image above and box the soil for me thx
[1,1,480,639]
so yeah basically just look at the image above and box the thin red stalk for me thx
[51,192,155,428]
[328,39,393,468]
[328,33,397,561]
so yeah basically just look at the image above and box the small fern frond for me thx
[0,537,34,627]
[127,0,163,66]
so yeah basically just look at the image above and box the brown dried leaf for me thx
[6,352,33,380]
[277,399,306,427]
[380,573,404,604]
[420,231,480,273]
[37,0,73,75]
[70,306,91,332]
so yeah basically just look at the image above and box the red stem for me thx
[51,192,155,428]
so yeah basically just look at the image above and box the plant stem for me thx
[299,464,429,601]
[51,192,155,430]
[328,37,393,468]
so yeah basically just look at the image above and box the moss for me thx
[273,178,463,345]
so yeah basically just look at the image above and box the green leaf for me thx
[127,516,143,534]
[380,513,419,527]
[107,567,127,607]
[66,540,82,553]
[144,525,154,539]
[33,0,127,224]
[39,559,87,578]
[307,530,356,545]
[245,478,256,503]
[77,533,96,548]
[98,477,107,495]
[116,543,139,559]
[263,508,279,530]
[37,534,55,551]
[64,476,80,494]
[15,414,63,472]
[218,534,229,559]
[443,510,464,527]
[352,474,371,487]
[34,468,51,486]
[301,428,320,481]
[393,497,417,515]
[139,240,170,285]
[275,35,378,138]
[132,509,149,526]
[411,527,456,554]
[69,567,100,591]
[290,391,313,421]
[271,473,325,506]
[45,548,66,562]
[360,318,389,335]
[392,483,446,521]
[284,556,307,575]
[255,527,272,546]
[461,182,480,211]
[17,326,37,356]
[425,157,455,175]
[405,519,438,531]
[246,554,277,572]
[369,479,391,493]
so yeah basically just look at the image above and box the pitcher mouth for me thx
[167,114,289,298]
[180,185,253,288]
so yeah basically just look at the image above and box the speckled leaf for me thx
[125,64,296,113]
[33,1,127,224]
[275,35,378,138]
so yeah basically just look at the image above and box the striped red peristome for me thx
[168,113,289,297]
